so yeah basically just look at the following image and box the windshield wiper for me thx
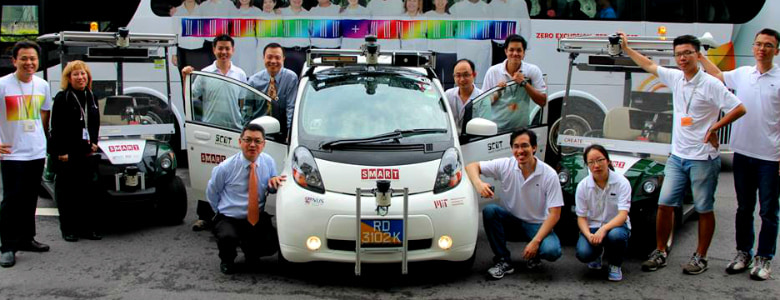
[321,128,447,149]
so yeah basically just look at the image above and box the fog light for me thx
[306,236,321,251]
[438,235,453,250]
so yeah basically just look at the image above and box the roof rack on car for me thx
[557,34,676,57]
[38,30,177,48]
[306,36,436,69]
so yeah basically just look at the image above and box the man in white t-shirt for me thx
[701,28,780,281]
[482,34,547,106]
[367,0,404,17]
[466,128,563,280]
[445,59,482,132]
[620,32,746,275]
[181,34,248,232]
[198,0,238,17]
[0,41,53,268]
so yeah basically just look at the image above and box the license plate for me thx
[360,219,403,247]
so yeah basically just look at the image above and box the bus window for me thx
[697,0,765,24]
[646,0,695,23]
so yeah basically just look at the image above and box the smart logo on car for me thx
[108,144,141,152]
[360,168,400,180]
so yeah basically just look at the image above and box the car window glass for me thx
[189,73,274,131]
[470,83,541,133]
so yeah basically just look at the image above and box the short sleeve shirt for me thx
[656,66,741,160]
[367,0,404,17]
[479,157,564,223]
[575,170,632,229]
[723,65,780,161]
[0,74,53,161]
[481,60,546,92]
[444,85,482,131]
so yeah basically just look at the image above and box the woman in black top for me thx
[48,60,101,242]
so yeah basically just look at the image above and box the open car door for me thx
[184,71,288,203]
[459,81,548,165]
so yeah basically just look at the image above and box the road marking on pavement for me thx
[36,208,60,216]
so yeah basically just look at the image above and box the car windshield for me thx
[299,70,450,142]
[557,60,673,156]
[98,94,176,141]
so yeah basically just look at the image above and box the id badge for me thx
[681,116,693,127]
[22,120,36,132]
[82,128,90,141]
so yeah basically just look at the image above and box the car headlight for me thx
[642,178,658,194]
[159,152,174,170]
[292,147,325,194]
[433,148,462,194]
[558,170,569,184]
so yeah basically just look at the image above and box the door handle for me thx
[194,131,211,141]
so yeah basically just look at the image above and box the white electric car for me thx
[184,38,550,274]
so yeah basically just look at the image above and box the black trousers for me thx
[196,200,216,222]
[212,213,278,264]
[0,159,45,252]
[54,156,99,236]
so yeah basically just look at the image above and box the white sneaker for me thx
[725,251,752,274]
[750,256,771,281]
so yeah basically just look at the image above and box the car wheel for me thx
[450,247,476,275]
[155,176,187,225]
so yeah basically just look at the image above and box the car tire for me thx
[155,176,187,225]
[450,247,476,276]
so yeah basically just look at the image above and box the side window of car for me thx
[189,73,276,131]
[469,83,541,133]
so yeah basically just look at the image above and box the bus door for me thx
[184,71,287,202]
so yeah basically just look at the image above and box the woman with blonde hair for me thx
[48,60,102,242]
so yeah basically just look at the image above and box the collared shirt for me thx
[575,169,632,229]
[489,0,530,19]
[724,64,780,161]
[198,0,237,16]
[279,7,309,16]
[479,157,564,223]
[0,74,52,161]
[207,152,277,219]
[656,66,742,160]
[232,6,263,16]
[445,84,482,130]
[367,0,404,17]
[248,67,299,129]
[449,0,490,18]
[191,61,248,129]
[340,5,370,16]
[173,3,201,16]
[310,4,341,16]
[482,59,546,92]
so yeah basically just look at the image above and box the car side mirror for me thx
[251,116,280,135]
[465,118,497,136]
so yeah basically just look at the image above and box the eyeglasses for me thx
[453,73,473,79]
[673,50,696,58]
[754,42,777,50]
[586,158,607,166]
[241,138,265,145]
[512,143,533,149]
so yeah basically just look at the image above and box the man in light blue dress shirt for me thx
[248,43,299,134]
[207,123,286,274]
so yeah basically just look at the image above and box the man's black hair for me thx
[510,127,537,148]
[673,35,701,52]
[263,42,284,56]
[453,59,476,73]
[756,28,780,47]
[212,34,235,48]
[12,40,41,59]
[503,34,528,51]
[241,123,266,138]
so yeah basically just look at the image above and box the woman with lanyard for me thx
[48,60,101,242]
[574,144,632,281]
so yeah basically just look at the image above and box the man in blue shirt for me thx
[248,43,299,134]
[207,123,286,274]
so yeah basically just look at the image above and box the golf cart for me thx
[38,30,187,225]
[554,35,696,255]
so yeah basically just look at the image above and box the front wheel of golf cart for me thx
[155,176,187,225]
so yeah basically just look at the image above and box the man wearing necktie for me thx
[248,43,299,135]
[207,123,286,274]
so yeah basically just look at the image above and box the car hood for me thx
[315,158,441,194]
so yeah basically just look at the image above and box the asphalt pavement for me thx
[0,169,778,299]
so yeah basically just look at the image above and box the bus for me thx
[1,0,776,163]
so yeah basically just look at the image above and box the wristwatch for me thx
[519,80,528,87]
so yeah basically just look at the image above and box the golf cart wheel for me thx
[155,176,187,225]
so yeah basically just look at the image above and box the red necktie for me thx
[247,162,259,226]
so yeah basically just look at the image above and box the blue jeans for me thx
[482,204,562,263]
[733,153,780,259]
[575,225,631,267]
[658,154,721,213]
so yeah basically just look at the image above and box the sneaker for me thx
[0,251,15,268]
[725,251,752,274]
[682,253,709,275]
[750,256,771,281]
[487,261,515,279]
[641,249,667,272]
[588,255,603,270]
[526,257,542,270]
[608,265,623,281]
